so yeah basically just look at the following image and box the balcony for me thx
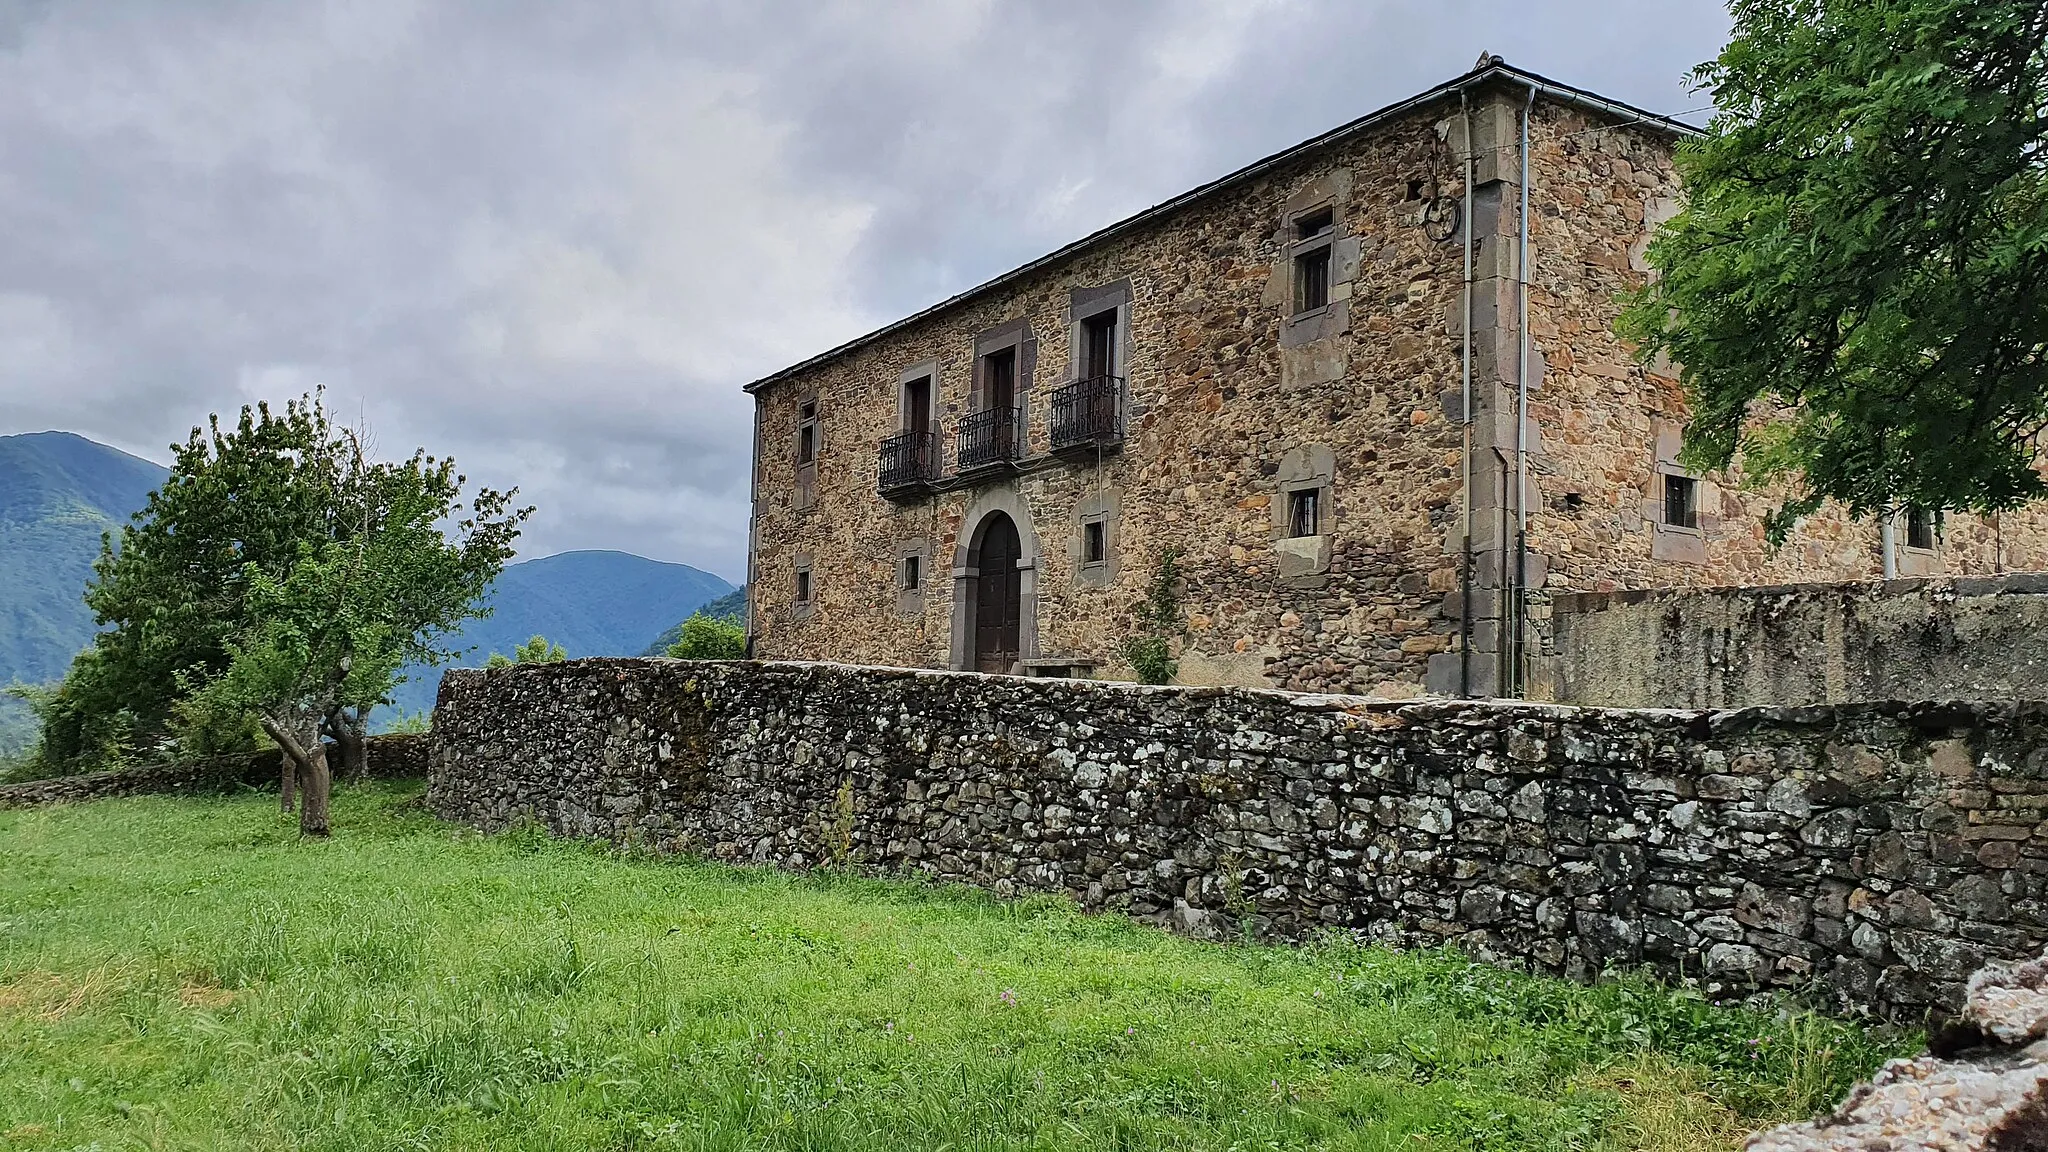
[877,430,939,497]
[1050,375,1124,453]
[956,406,1022,473]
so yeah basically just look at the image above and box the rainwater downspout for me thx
[744,392,762,657]
[1458,88,1475,698]
[1512,83,1536,698]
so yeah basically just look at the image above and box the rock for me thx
[1963,950,2048,1047]
[1748,948,2048,1151]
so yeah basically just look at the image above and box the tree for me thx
[487,635,567,667]
[663,613,744,660]
[42,400,344,768]
[57,392,525,832]
[1620,0,2048,540]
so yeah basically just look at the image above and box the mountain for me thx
[0,432,169,752]
[639,586,747,656]
[382,551,735,719]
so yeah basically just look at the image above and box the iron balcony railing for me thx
[1050,374,1124,451]
[877,430,940,494]
[956,406,1022,471]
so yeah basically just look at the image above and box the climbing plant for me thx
[1120,548,1182,685]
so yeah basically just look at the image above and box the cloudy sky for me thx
[0,0,1731,582]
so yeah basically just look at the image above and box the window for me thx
[1292,207,1335,317]
[794,567,812,604]
[1905,505,1936,550]
[902,554,921,591]
[983,346,1017,412]
[797,401,818,465]
[904,377,933,435]
[1287,488,1320,538]
[1083,520,1107,565]
[1662,474,1698,529]
[1082,311,1117,380]
[1295,249,1330,314]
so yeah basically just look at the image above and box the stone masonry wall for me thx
[749,90,1476,697]
[747,73,2048,700]
[430,659,2048,1020]
[0,734,430,808]
[1535,576,2048,710]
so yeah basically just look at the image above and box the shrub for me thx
[665,612,745,660]
[487,635,567,668]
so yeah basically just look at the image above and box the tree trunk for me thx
[262,715,331,839]
[299,740,332,838]
[279,749,298,814]
[335,709,368,783]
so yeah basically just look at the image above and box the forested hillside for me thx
[0,433,168,751]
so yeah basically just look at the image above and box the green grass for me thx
[0,784,1907,1151]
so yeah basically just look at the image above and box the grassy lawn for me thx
[0,783,1905,1151]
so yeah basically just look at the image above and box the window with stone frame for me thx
[797,400,818,465]
[902,553,921,591]
[1662,474,1698,530]
[1287,488,1321,538]
[794,398,820,511]
[1905,505,1937,551]
[1081,311,1117,381]
[1292,207,1335,316]
[794,565,813,605]
[901,374,932,435]
[1082,519,1107,566]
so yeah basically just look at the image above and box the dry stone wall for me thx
[0,734,430,809]
[430,659,2048,1020]
[1535,576,2048,709]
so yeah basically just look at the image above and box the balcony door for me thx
[1081,310,1118,432]
[904,374,931,436]
[972,512,1022,673]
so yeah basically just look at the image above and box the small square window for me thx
[1662,474,1698,529]
[1083,520,1106,565]
[902,554,921,591]
[1905,506,1936,550]
[794,568,812,604]
[1295,207,1333,240]
[1287,489,1320,538]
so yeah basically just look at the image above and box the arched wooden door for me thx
[973,513,1022,673]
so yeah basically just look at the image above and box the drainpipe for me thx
[1512,83,1536,698]
[744,391,762,657]
[1458,88,1476,699]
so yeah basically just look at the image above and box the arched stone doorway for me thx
[950,489,1039,674]
[971,513,1023,672]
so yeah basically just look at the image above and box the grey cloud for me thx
[0,0,1728,581]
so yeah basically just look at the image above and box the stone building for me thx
[741,57,2048,697]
